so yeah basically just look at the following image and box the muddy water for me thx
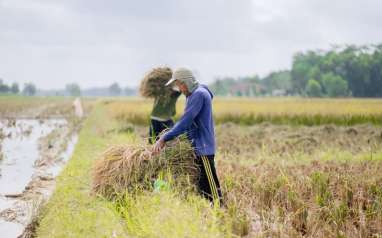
[0,119,77,237]
[46,134,78,177]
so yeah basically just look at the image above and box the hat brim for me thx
[165,78,177,86]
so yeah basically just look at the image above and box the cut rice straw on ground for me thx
[92,136,198,200]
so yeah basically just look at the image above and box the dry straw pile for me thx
[139,67,173,98]
[92,136,198,199]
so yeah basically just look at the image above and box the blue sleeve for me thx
[162,92,204,142]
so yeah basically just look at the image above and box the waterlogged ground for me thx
[0,119,78,237]
[0,96,89,237]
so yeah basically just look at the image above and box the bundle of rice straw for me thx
[92,136,198,199]
[139,67,173,98]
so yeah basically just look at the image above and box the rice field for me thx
[7,97,380,237]
[109,98,382,126]
[0,95,93,119]
[214,123,382,237]
[108,98,382,237]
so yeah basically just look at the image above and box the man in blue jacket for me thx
[153,67,222,206]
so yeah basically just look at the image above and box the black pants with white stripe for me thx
[195,155,223,206]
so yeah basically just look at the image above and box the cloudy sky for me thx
[1,0,382,89]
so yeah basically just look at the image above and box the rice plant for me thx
[108,98,382,126]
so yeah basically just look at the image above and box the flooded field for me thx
[0,119,78,237]
[0,97,88,237]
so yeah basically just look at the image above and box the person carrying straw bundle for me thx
[140,67,181,144]
[153,67,223,206]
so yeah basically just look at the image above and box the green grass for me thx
[116,192,225,238]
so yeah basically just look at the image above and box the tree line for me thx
[2,44,381,98]
[209,44,382,97]
[0,79,37,96]
[63,82,135,96]
[0,80,136,97]
[209,70,291,97]
[292,44,382,97]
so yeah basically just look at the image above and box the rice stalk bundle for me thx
[139,67,173,98]
[92,136,198,199]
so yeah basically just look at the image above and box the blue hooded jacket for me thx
[162,84,215,156]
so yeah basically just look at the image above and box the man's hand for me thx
[152,137,165,155]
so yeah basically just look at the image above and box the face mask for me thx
[172,85,180,92]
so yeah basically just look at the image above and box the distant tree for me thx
[262,70,292,94]
[109,82,122,96]
[209,76,262,96]
[291,52,321,94]
[11,82,19,94]
[209,77,236,96]
[0,79,10,93]
[322,73,349,97]
[65,83,81,96]
[22,83,37,96]
[305,79,322,97]
[368,47,382,97]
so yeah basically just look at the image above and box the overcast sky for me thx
[1,0,382,89]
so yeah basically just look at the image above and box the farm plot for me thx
[36,98,382,238]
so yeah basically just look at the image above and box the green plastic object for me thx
[154,179,169,192]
